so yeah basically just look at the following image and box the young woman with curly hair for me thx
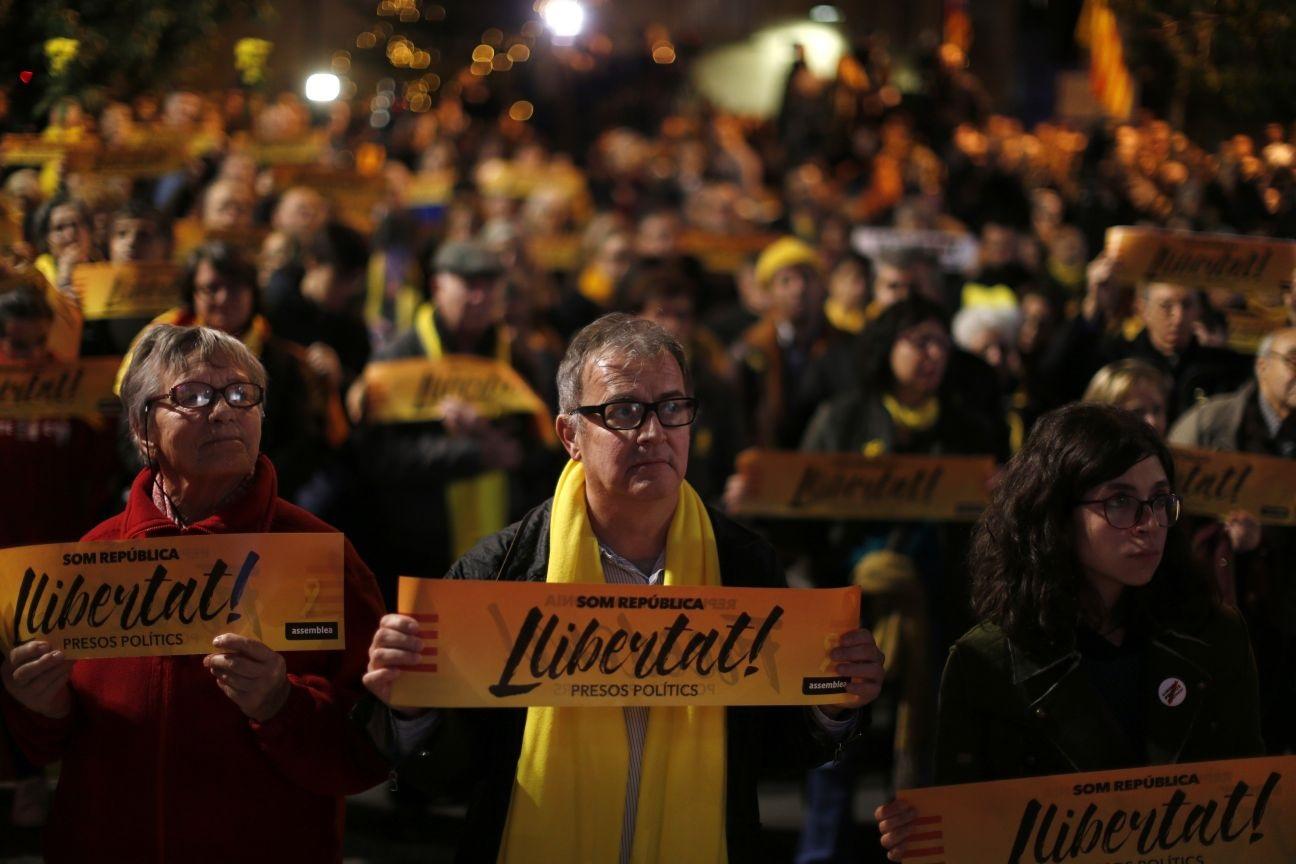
[875,402,1264,860]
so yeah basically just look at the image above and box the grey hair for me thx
[951,304,1022,351]
[556,313,691,420]
[1257,332,1276,357]
[120,324,268,448]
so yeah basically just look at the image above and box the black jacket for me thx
[1108,331,1251,423]
[935,606,1264,784]
[389,499,852,864]
[350,322,561,593]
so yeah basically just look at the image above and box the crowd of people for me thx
[0,39,1294,863]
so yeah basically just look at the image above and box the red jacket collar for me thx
[120,454,280,538]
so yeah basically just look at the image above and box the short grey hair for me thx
[120,324,268,446]
[556,313,691,419]
[1257,332,1277,358]
[951,305,1022,351]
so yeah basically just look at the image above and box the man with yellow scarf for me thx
[363,313,884,863]
[351,240,560,600]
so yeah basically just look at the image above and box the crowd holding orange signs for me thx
[0,41,1294,863]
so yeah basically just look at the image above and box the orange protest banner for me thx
[1105,226,1296,298]
[0,134,93,167]
[362,355,551,425]
[390,578,861,707]
[248,133,326,166]
[1224,304,1289,355]
[680,230,780,275]
[92,142,188,176]
[900,755,1296,863]
[270,165,384,232]
[729,450,994,521]
[0,534,346,659]
[170,218,268,262]
[0,357,121,420]
[1173,446,1296,526]
[72,262,182,320]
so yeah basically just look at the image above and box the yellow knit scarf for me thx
[416,303,513,560]
[497,460,728,864]
[881,393,940,433]
[824,298,867,334]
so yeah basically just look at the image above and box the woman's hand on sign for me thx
[821,628,885,717]
[1223,509,1262,554]
[441,398,483,437]
[875,798,919,862]
[1,641,73,719]
[204,634,291,723]
[363,614,430,718]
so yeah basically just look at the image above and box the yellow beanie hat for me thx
[754,236,822,287]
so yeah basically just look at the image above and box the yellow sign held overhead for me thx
[1105,226,1296,298]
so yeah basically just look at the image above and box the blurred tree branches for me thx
[0,0,270,123]
[1110,0,1296,134]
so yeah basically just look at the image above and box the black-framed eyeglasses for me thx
[575,397,699,430]
[1075,492,1182,529]
[151,380,265,411]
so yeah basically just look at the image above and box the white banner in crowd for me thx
[851,227,981,274]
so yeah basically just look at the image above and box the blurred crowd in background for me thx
[1,37,1294,852]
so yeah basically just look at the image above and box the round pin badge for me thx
[1158,677,1188,707]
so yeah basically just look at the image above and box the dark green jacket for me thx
[933,604,1264,785]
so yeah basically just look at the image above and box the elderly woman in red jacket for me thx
[0,324,388,863]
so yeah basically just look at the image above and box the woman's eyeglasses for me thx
[575,397,699,430]
[153,380,265,411]
[1076,492,1182,529]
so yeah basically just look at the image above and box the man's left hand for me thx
[820,628,884,718]
[204,633,292,723]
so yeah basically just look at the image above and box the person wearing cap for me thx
[349,240,562,598]
[732,236,852,448]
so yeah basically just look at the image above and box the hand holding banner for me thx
[0,533,346,659]
[729,449,994,521]
[897,755,1296,863]
[389,577,861,707]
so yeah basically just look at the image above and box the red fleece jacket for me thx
[0,456,389,863]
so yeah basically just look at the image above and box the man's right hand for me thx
[1,641,74,719]
[363,614,430,718]
[875,798,920,862]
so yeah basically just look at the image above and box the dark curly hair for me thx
[969,402,1209,649]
